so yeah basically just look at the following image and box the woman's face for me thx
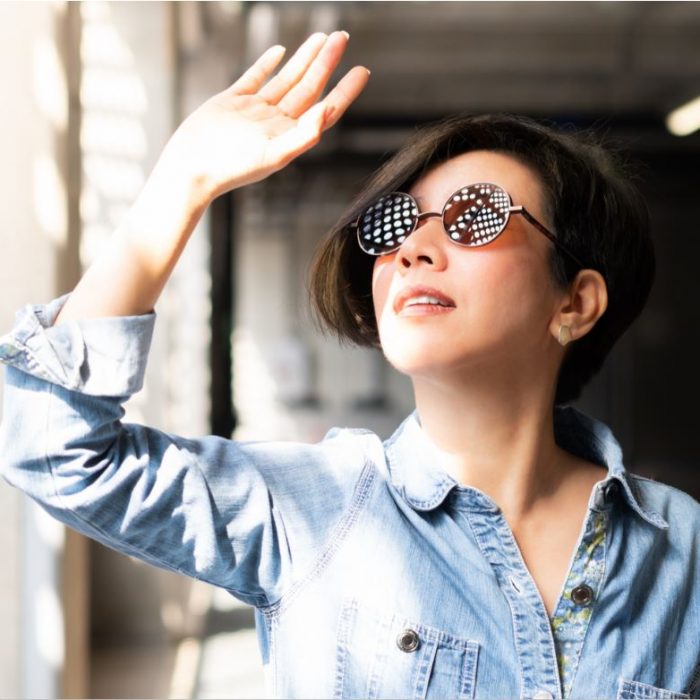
[372,149,565,380]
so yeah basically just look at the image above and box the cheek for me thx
[477,256,558,341]
[447,256,556,349]
[371,256,394,318]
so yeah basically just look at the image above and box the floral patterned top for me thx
[550,510,608,697]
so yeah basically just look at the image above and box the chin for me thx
[380,340,460,377]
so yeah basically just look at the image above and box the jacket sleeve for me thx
[0,295,373,608]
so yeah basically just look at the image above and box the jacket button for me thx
[571,584,594,605]
[396,628,420,653]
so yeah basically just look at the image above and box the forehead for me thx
[409,150,545,212]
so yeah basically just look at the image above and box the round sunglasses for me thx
[353,182,585,269]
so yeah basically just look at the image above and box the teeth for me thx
[404,295,448,307]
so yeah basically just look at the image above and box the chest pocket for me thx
[616,678,690,699]
[334,599,480,700]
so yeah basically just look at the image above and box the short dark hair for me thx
[307,113,655,404]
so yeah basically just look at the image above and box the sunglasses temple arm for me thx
[514,206,586,269]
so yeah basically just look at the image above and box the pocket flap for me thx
[617,678,690,699]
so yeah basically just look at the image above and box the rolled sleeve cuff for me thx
[0,293,156,397]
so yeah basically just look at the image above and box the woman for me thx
[1,31,698,700]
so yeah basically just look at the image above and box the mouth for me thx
[394,285,457,316]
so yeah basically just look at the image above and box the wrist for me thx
[120,151,210,260]
[154,151,212,210]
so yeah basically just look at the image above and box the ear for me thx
[550,269,608,343]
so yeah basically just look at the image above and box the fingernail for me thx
[366,68,371,76]
[341,30,350,40]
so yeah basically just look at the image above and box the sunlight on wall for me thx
[81,113,148,159]
[33,506,65,553]
[32,153,68,246]
[77,0,157,435]
[32,35,67,131]
[35,584,64,670]
[81,8,137,70]
[79,1,148,269]
[31,32,68,249]
[28,505,67,674]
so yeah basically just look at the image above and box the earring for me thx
[558,324,572,346]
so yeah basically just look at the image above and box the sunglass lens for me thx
[443,184,511,246]
[358,193,418,255]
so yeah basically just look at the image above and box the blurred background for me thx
[1,1,699,698]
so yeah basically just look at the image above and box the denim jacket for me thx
[1,294,699,700]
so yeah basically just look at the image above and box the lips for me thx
[393,285,457,315]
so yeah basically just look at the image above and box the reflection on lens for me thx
[443,184,510,246]
[358,192,418,255]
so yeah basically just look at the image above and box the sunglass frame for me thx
[353,182,586,270]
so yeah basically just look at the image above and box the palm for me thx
[205,93,299,170]
[170,32,369,200]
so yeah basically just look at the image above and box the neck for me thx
[411,360,571,523]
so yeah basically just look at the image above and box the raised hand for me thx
[164,31,370,202]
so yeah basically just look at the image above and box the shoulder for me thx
[234,424,387,496]
[251,424,384,467]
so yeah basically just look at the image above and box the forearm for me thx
[54,148,211,324]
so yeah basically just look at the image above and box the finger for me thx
[276,31,349,119]
[257,32,328,104]
[229,44,287,94]
[319,66,371,131]
[266,65,369,169]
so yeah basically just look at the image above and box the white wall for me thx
[0,2,214,697]
[0,2,72,697]
[79,0,212,651]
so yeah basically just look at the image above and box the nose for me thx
[396,212,448,272]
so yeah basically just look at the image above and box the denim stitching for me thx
[2,341,68,387]
[463,509,528,699]
[332,598,357,699]
[629,474,696,525]
[625,476,669,529]
[385,431,452,510]
[267,615,278,698]
[339,599,480,698]
[619,678,691,699]
[406,476,455,510]
[498,510,561,695]
[261,461,377,620]
[366,609,391,700]
[460,641,480,699]
[412,633,437,699]
[687,655,700,698]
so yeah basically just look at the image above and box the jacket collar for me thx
[383,405,668,530]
